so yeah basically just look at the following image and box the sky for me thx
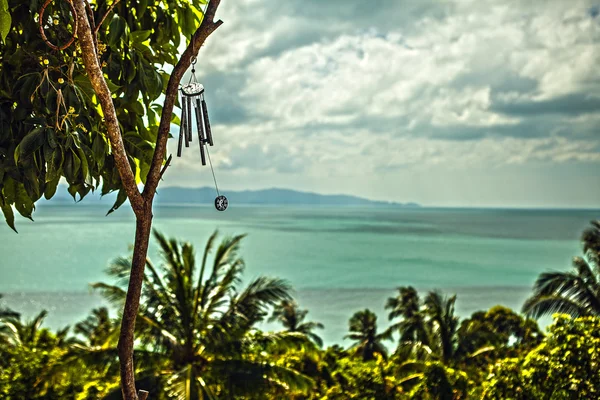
[164,0,600,208]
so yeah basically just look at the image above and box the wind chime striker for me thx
[177,57,228,211]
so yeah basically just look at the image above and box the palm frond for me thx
[212,358,315,395]
[234,277,292,324]
[252,330,318,354]
[193,231,219,317]
[524,269,600,317]
[91,282,127,307]
[522,294,590,319]
[468,345,495,359]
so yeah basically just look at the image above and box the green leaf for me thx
[46,148,63,181]
[130,29,152,44]
[46,128,58,149]
[0,10,10,42]
[0,204,16,232]
[106,188,127,215]
[13,182,34,220]
[130,101,145,115]
[92,133,107,168]
[44,176,60,200]
[108,15,126,47]
[73,75,95,102]
[170,112,181,126]
[71,149,81,176]
[136,0,148,17]
[76,146,90,185]
[105,78,122,93]
[16,127,44,164]
[0,0,8,11]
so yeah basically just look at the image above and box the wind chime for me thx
[176,57,228,211]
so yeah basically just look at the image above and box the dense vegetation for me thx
[0,220,598,399]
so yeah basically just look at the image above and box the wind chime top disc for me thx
[215,195,228,212]
[181,82,205,96]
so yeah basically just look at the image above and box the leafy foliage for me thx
[0,0,207,230]
[483,314,600,399]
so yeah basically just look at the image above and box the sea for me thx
[0,204,597,346]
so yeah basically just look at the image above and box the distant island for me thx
[156,187,419,207]
[47,186,420,208]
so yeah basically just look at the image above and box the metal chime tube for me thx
[183,97,190,147]
[177,95,186,156]
[201,94,213,146]
[186,95,193,144]
[195,99,206,165]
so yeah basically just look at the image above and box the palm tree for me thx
[93,230,314,399]
[345,309,391,361]
[423,291,459,364]
[523,221,600,319]
[385,286,429,346]
[269,300,325,347]
[0,309,70,348]
[387,288,493,366]
[73,307,117,347]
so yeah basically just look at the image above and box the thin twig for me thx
[159,154,173,180]
[94,0,121,34]
[39,0,78,51]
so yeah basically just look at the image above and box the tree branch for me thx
[95,0,121,35]
[143,0,223,199]
[159,154,172,181]
[73,0,144,216]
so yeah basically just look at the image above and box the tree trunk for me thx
[118,208,153,400]
[73,1,224,398]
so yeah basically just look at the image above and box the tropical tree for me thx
[0,309,70,348]
[385,286,428,346]
[270,300,325,347]
[0,310,92,399]
[423,291,460,364]
[387,288,500,369]
[523,221,600,319]
[455,306,542,362]
[345,309,391,361]
[73,307,117,348]
[482,314,600,400]
[1,1,226,397]
[93,230,314,399]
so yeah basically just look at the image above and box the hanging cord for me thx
[205,146,220,197]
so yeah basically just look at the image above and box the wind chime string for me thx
[205,146,220,197]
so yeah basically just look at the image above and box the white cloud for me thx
[164,0,600,207]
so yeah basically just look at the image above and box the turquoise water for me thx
[0,205,597,345]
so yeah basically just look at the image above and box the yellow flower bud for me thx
[68,106,75,113]
[53,19,59,25]
[58,78,64,84]
[43,59,49,65]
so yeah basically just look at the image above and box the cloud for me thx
[165,0,600,206]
